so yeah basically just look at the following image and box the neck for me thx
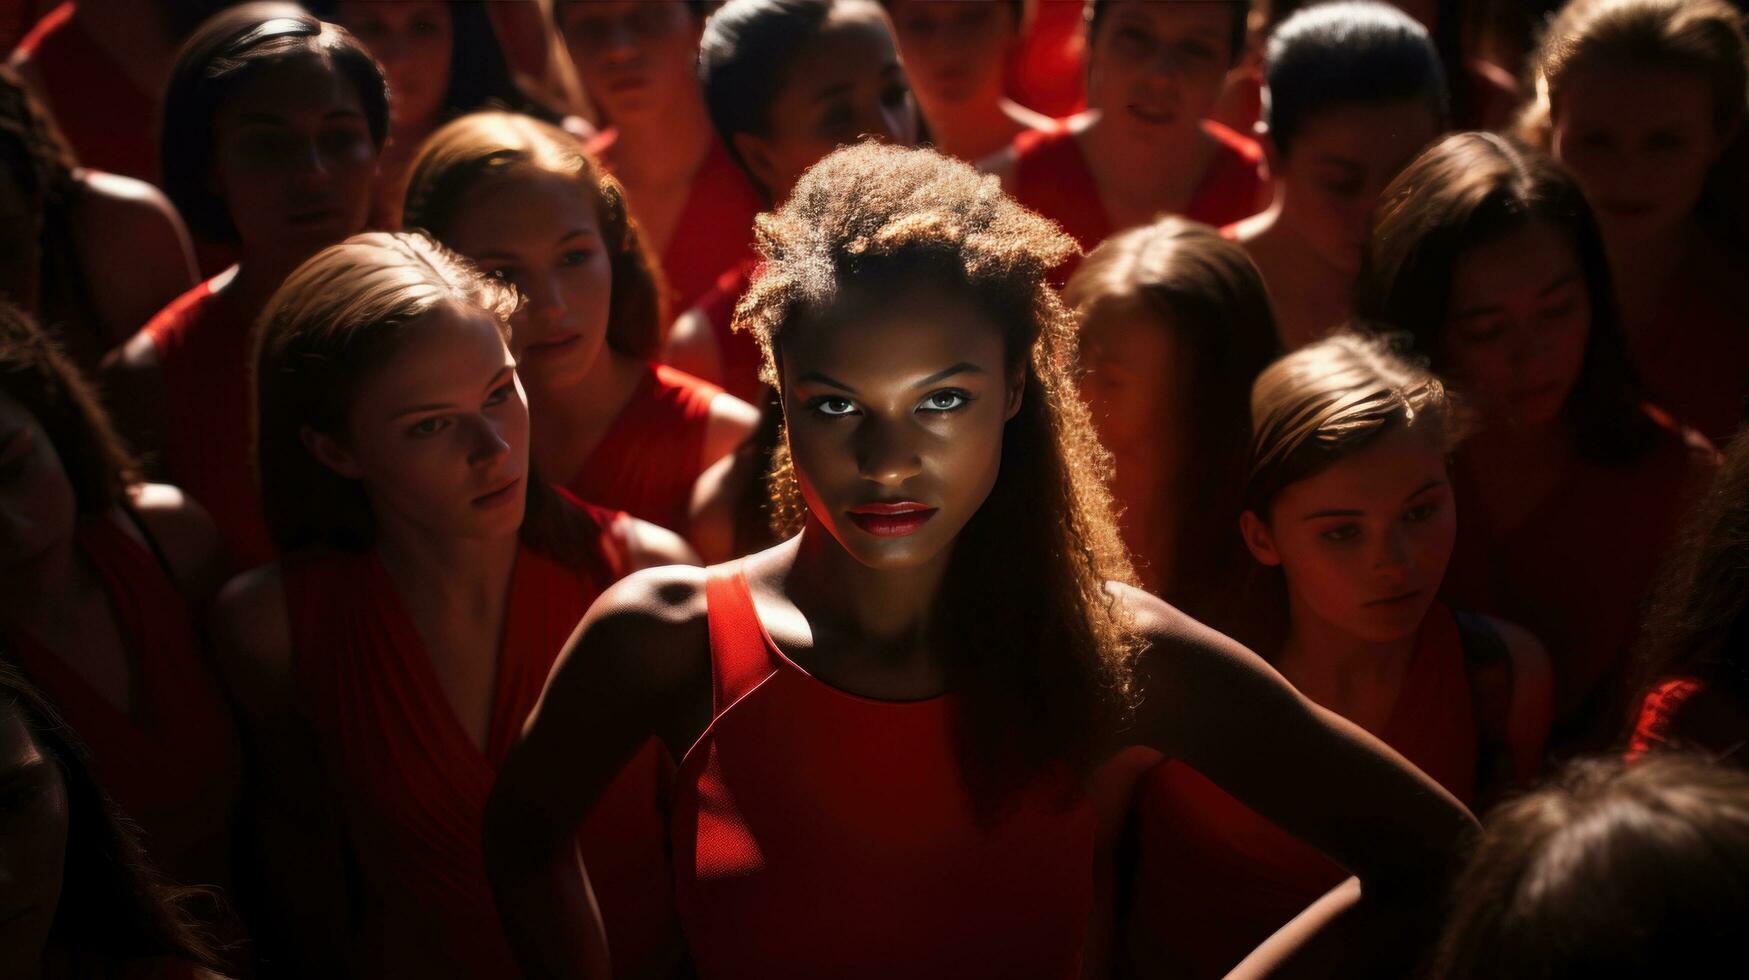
[785,518,952,647]
[919,94,1019,162]
[1110,440,1179,586]
[373,516,520,618]
[611,97,715,182]
[1471,413,1571,460]
[1277,590,1418,692]
[1079,110,1205,203]
[1605,217,1696,331]
[222,245,323,313]
[526,350,646,478]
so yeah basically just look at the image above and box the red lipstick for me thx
[847,501,937,537]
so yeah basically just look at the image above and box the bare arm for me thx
[128,482,230,607]
[662,308,725,390]
[210,568,356,978]
[75,172,198,350]
[100,330,170,477]
[618,514,701,570]
[1122,585,1479,978]
[484,566,714,980]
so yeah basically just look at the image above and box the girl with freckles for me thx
[211,234,689,978]
[1121,333,1551,980]
[483,143,1477,980]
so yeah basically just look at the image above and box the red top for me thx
[1443,409,1714,743]
[1004,0,1087,119]
[0,512,242,894]
[1628,676,1749,763]
[684,258,764,406]
[671,564,1094,979]
[1009,121,1266,276]
[568,363,723,536]
[1123,604,1478,979]
[283,527,678,980]
[11,3,157,183]
[1626,232,1749,445]
[587,129,763,316]
[141,278,273,570]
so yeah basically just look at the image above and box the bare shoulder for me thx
[702,388,760,464]
[211,564,293,702]
[567,562,715,687]
[662,307,724,385]
[618,514,702,570]
[1108,580,1253,662]
[73,171,196,270]
[1482,614,1553,742]
[127,482,228,603]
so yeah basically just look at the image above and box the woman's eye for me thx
[408,416,449,438]
[882,83,912,110]
[560,248,595,267]
[1320,179,1365,199]
[484,383,515,408]
[483,266,516,283]
[810,396,858,417]
[1320,523,1361,543]
[1403,502,1439,523]
[920,389,969,413]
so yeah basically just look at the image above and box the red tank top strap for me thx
[703,562,780,716]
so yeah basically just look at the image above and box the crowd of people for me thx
[0,1,1746,978]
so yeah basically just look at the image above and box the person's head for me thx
[1634,428,1749,701]
[1239,332,1461,643]
[1083,0,1249,146]
[332,0,541,134]
[557,0,711,126]
[701,0,918,202]
[1521,0,1747,246]
[1262,1,1448,272]
[739,141,1137,808]
[0,662,216,977]
[883,0,1024,114]
[0,304,137,575]
[0,66,78,316]
[1065,218,1277,591]
[161,3,388,256]
[1358,133,1654,461]
[402,111,662,395]
[1433,755,1749,980]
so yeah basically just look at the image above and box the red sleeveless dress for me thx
[682,258,764,406]
[1626,232,1749,444]
[140,278,272,570]
[671,564,1095,978]
[0,512,242,894]
[1123,605,1479,979]
[587,130,762,316]
[1009,121,1267,259]
[11,3,156,183]
[1627,676,1749,764]
[567,364,724,537]
[284,521,678,980]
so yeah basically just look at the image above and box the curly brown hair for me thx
[734,141,1139,811]
[401,110,666,359]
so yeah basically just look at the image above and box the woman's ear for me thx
[1239,509,1282,566]
[300,425,363,479]
[1003,367,1026,421]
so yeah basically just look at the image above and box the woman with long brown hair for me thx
[483,142,1477,980]
[0,661,226,980]
[1358,132,1717,749]
[1518,0,1749,444]
[402,110,759,548]
[212,233,688,978]
[0,303,241,938]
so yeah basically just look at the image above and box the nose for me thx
[522,269,568,327]
[464,413,513,469]
[855,415,924,487]
[1372,525,1412,579]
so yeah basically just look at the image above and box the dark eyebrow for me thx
[482,365,514,393]
[1538,272,1581,299]
[796,370,857,394]
[0,757,48,789]
[1302,508,1363,521]
[390,366,514,420]
[912,362,983,388]
[1406,478,1448,500]
[812,63,906,103]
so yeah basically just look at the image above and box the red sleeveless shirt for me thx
[284,523,678,979]
[1123,604,1479,979]
[567,364,723,537]
[0,511,242,894]
[140,278,273,570]
[670,564,1095,978]
[11,3,157,183]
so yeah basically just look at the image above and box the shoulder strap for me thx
[703,563,779,717]
[118,506,179,585]
[1453,609,1516,801]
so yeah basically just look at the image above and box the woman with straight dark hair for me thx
[0,303,242,943]
[212,233,686,978]
[1359,132,1716,749]
[483,142,1477,980]
[403,110,758,547]
[103,3,388,571]
[0,661,226,980]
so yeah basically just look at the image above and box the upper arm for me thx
[663,308,725,389]
[1488,615,1552,782]
[100,329,169,472]
[74,173,198,346]
[128,482,230,606]
[619,514,701,570]
[700,390,760,469]
[1123,585,1477,888]
[490,566,714,844]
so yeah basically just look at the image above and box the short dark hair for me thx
[1264,1,1448,157]
[1086,0,1250,66]
[699,0,838,187]
[160,3,389,244]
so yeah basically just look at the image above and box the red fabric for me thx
[671,564,1094,979]
[1010,121,1266,277]
[589,130,763,316]
[685,258,764,406]
[141,278,273,570]
[1124,604,1477,979]
[11,3,157,183]
[1443,408,1713,743]
[1627,676,1749,763]
[567,363,722,536]
[1004,0,1087,119]
[0,513,242,892]
[284,536,676,980]
[1626,234,1749,445]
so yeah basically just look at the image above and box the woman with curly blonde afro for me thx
[484,143,1476,979]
